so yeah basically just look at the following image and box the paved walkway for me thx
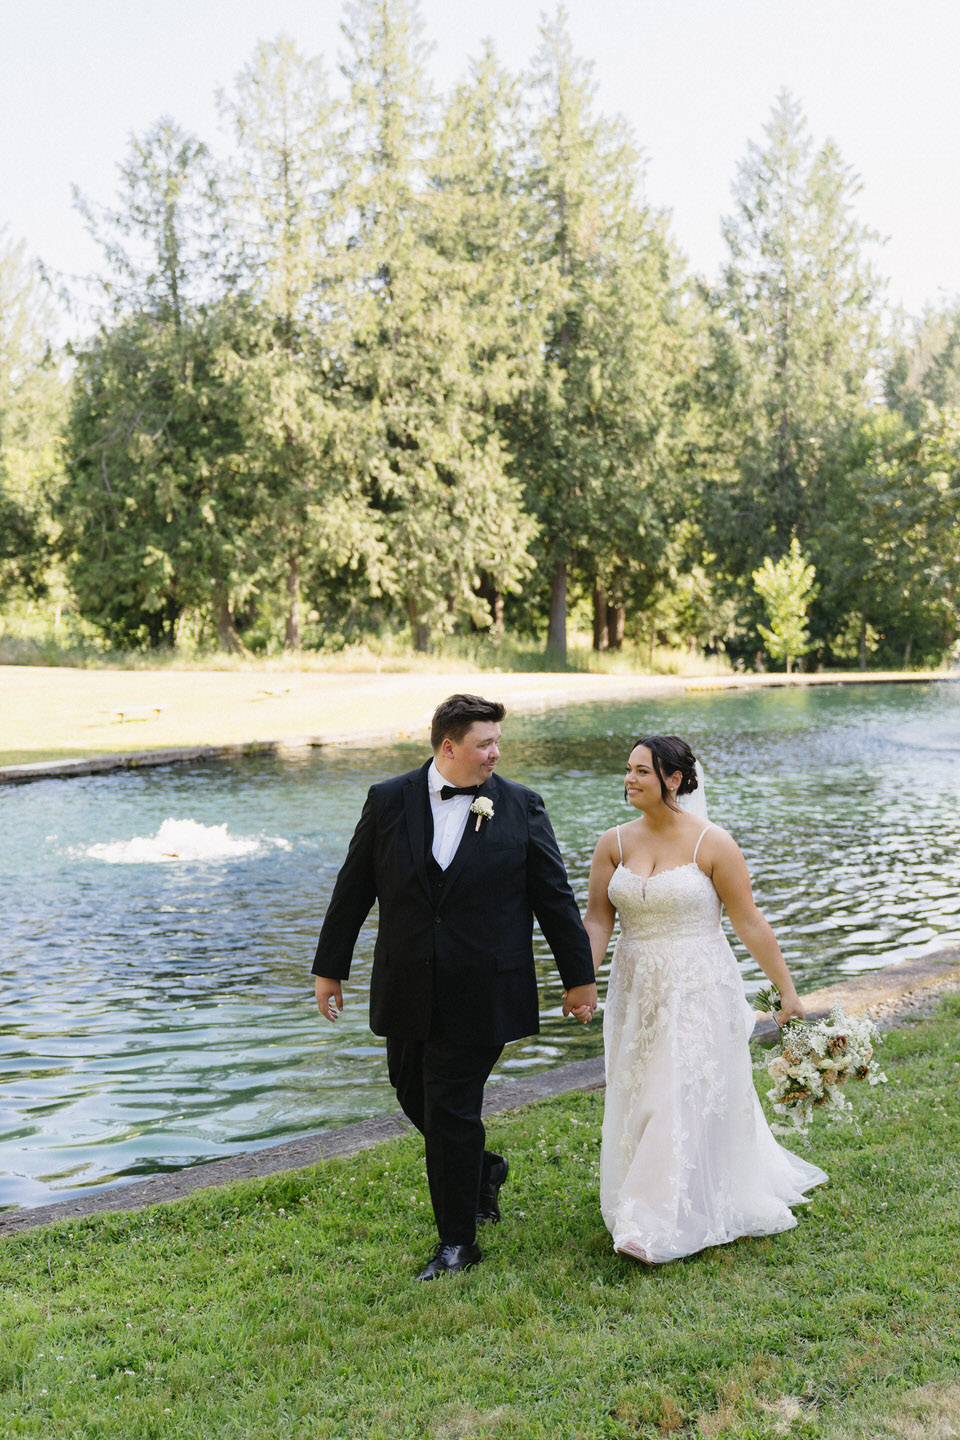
[3,947,956,1234]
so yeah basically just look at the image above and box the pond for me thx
[2,680,959,1210]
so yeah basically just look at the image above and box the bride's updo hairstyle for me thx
[632,734,700,810]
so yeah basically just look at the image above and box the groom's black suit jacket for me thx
[312,761,594,1046]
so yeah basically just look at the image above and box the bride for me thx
[575,733,827,1264]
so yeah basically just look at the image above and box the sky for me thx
[2,0,959,326]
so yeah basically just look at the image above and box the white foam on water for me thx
[83,818,292,864]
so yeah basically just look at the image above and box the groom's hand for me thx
[315,977,344,1022]
[563,982,598,1023]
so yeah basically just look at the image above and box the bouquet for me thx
[754,987,887,1136]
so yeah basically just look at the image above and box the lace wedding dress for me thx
[600,823,827,1264]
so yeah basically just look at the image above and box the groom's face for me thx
[438,721,501,787]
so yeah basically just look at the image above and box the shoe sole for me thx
[615,1241,657,1266]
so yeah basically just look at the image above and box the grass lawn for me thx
[2,998,958,1439]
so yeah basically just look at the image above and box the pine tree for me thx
[705,92,882,585]
[338,0,537,651]
[431,40,551,637]
[507,7,690,660]
[61,123,261,648]
[217,37,387,650]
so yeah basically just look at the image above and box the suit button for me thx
[435,916,441,925]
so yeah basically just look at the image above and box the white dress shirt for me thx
[428,759,474,869]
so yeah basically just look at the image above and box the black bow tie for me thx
[439,784,481,800]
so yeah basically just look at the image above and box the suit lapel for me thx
[438,773,499,904]
[403,762,432,903]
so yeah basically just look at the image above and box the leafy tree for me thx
[0,230,66,602]
[61,305,269,648]
[814,408,960,667]
[752,537,816,672]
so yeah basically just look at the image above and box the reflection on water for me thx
[2,681,958,1209]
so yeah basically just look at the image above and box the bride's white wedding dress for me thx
[600,823,827,1264]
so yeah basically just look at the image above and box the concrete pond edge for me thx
[3,947,958,1235]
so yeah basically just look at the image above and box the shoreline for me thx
[3,946,957,1234]
[1,665,954,785]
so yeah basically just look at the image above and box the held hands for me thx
[562,982,599,1025]
[315,977,344,1023]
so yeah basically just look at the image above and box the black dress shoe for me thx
[477,1156,509,1224]
[415,1242,482,1282]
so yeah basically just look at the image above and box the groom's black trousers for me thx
[386,1024,503,1247]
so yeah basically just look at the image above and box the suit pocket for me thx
[495,951,530,973]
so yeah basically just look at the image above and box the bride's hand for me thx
[562,987,597,1024]
[776,993,805,1025]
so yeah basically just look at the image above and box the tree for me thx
[432,40,555,638]
[61,124,263,649]
[752,537,816,672]
[887,302,960,426]
[0,230,66,602]
[704,92,883,598]
[337,0,536,650]
[813,407,960,667]
[506,6,690,661]
[217,37,387,650]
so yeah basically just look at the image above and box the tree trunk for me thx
[284,555,301,652]
[606,604,626,650]
[213,583,246,654]
[547,560,568,664]
[859,617,868,671]
[475,577,504,644]
[407,595,430,653]
[489,588,504,645]
[903,634,913,667]
[592,578,608,651]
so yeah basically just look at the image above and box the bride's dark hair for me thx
[629,734,699,808]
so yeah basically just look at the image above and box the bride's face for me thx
[624,745,664,809]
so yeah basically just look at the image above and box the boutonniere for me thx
[470,796,494,831]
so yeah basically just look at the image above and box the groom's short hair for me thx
[431,694,506,750]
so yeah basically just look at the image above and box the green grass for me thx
[0,623,733,679]
[2,999,959,1439]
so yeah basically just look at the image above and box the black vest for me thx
[424,803,446,909]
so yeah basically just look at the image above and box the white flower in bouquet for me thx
[753,986,887,1137]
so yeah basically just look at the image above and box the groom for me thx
[312,693,597,1281]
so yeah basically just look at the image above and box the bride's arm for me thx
[582,832,619,976]
[704,831,805,1023]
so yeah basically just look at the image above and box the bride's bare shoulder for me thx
[696,823,739,862]
[594,822,633,859]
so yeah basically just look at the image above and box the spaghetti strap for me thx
[692,822,715,866]
[616,825,623,861]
